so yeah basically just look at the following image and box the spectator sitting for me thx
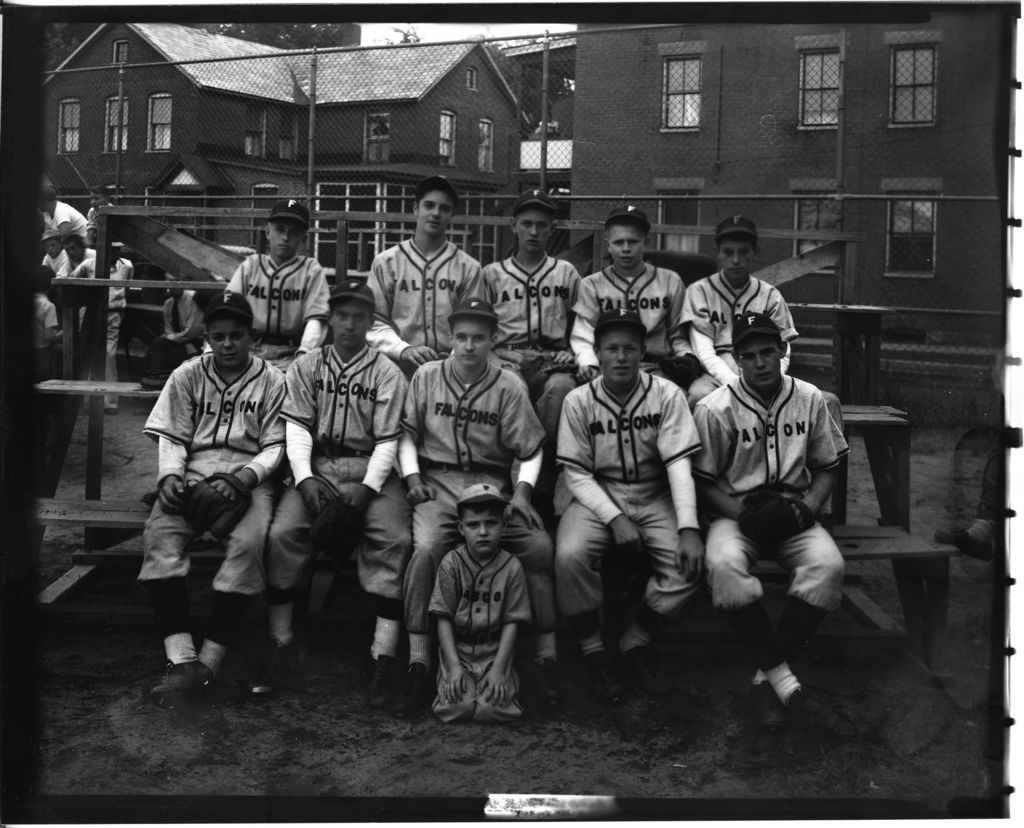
[141,286,206,390]
[41,226,69,278]
[39,181,87,240]
[86,184,114,247]
[33,265,62,382]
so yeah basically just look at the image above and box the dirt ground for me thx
[9,398,1006,820]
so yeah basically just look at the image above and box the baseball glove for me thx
[181,473,252,539]
[657,354,704,389]
[737,489,816,547]
[308,497,364,569]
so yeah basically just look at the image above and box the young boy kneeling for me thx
[429,484,531,723]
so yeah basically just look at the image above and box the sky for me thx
[357,22,577,46]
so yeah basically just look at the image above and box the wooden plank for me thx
[36,564,99,604]
[750,241,844,288]
[60,277,227,292]
[841,586,903,632]
[36,498,151,528]
[111,214,238,282]
[34,380,162,398]
[834,536,958,560]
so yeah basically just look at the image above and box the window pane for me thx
[914,87,934,121]
[821,53,839,86]
[666,96,685,127]
[914,48,933,81]
[803,92,822,124]
[683,95,700,127]
[667,60,685,92]
[893,87,913,122]
[894,49,914,84]
[64,102,80,127]
[805,54,822,87]
[912,201,934,232]
[683,60,700,90]
[152,97,171,122]
[890,236,933,271]
[820,90,839,122]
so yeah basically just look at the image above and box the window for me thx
[251,184,279,247]
[891,45,936,125]
[439,110,456,166]
[279,111,297,160]
[466,67,478,90]
[364,112,390,163]
[659,195,700,252]
[799,51,840,127]
[104,97,128,152]
[245,106,267,157]
[887,198,936,275]
[662,57,701,129]
[58,99,80,153]
[112,39,128,64]
[147,94,172,151]
[794,195,841,269]
[477,118,494,172]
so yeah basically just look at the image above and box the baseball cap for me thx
[731,312,781,348]
[512,188,557,215]
[457,482,508,509]
[41,225,62,242]
[329,279,375,309]
[714,215,758,245]
[448,297,498,328]
[415,175,460,206]
[605,204,651,234]
[593,307,647,340]
[90,184,113,196]
[204,291,254,324]
[268,199,310,230]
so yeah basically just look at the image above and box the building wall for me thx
[571,11,1008,314]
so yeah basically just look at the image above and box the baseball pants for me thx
[138,481,275,595]
[404,468,557,634]
[266,456,411,599]
[432,642,524,723]
[705,517,845,613]
[555,477,702,619]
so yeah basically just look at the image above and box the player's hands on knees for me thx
[442,665,468,704]
[675,527,706,581]
[507,491,544,531]
[401,345,440,367]
[298,477,332,516]
[339,483,374,513]
[480,664,512,706]
[609,514,644,556]
[158,475,186,513]
[577,365,600,383]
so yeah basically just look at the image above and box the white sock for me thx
[371,617,401,660]
[579,632,604,657]
[752,669,767,685]
[198,639,228,675]
[164,633,197,664]
[618,621,653,654]
[534,631,557,663]
[765,661,801,703]
[269,603,294,646]
[408,633,432,668]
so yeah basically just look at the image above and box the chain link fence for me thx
[39,20,1007,425]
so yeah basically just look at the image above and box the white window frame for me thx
[147,93,172,152]
[245,108,268,158]
[466,67,478,91]
[889,44,937,127]
[58,98,81,154]
[439,110,456,166]
[104,96,128,153]
[885,196,938,279]
[112,39,128,64]
[364,112,390,163]
[661,56,702,131]
[798,50,840,128]
[657,194,701,253]
[477,118,494,172]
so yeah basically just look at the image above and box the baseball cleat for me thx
[751,681,785,730]
[247,638,302,696]
[624,646,670,696]
[584,652,625,705]
[149,660,213,706]
[934,526,995,561]
[534,659,561,706]
[394,662,431,717]
[367,654,397,709]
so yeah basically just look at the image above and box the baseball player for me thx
[39,181,87,240]
[255,280,412,706]
[41,226,69,276]
[139,293,286,706]
[366,175,484,376]
[86,184,113,247]
[225,199,330,369]
[692,312,848,729]
[65,241,132,414]
[483,188,581,516]
[396,297,559,715]
[571,205,691,382]
[429,483,532,723]
[556,308,704,703]
[57,232,93,278]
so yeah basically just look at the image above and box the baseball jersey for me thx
[558,372,701,484]
[681,271,798,354]
[402,358,545,471]
[41,250,69,276]
[367,240,483,358]
[44,201,88,238]
[144,352,286,480]
[482,255,580,350]
[281,344,408,456]
[70,255,131,309]
[429,545,532,638]
[573,263,688,362]
[226,253,330,342]
[692,374,849,497]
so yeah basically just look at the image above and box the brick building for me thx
[41,22,518,267]
[570,10,1010,320]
